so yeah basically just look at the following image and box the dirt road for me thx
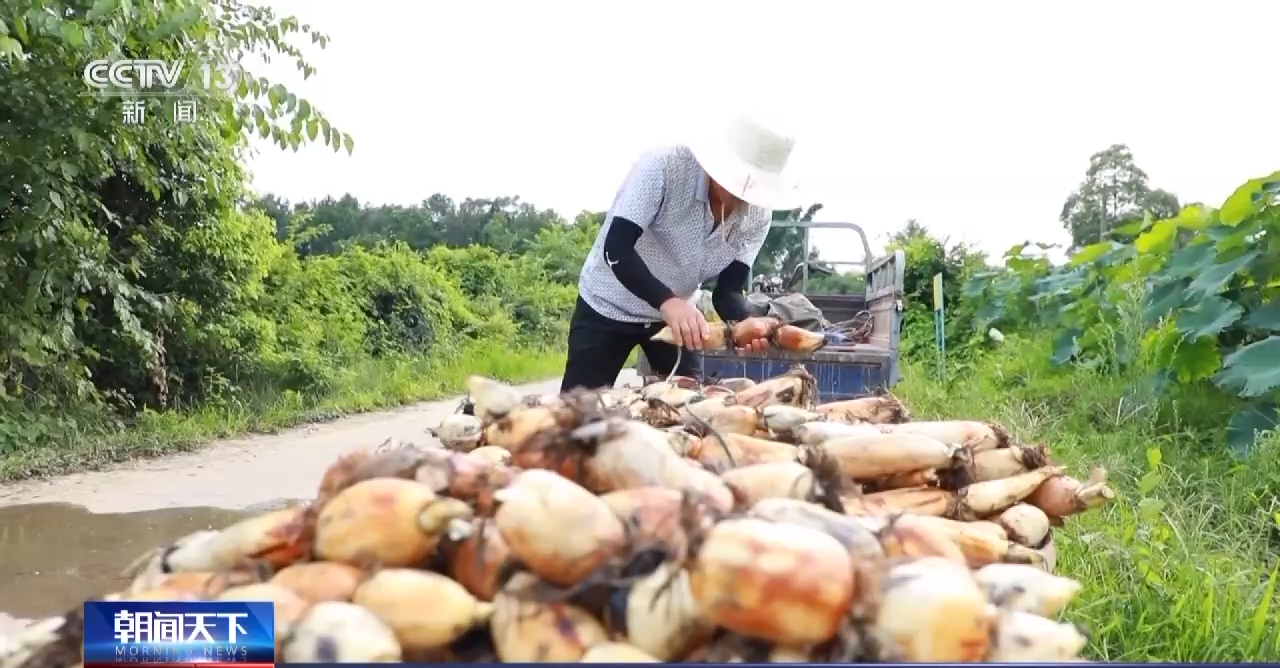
[0,377,566,513]
[0,374,629,628]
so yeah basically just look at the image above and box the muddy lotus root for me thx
[6,370,1115,666]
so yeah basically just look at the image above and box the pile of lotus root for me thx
[2,366,1117,667]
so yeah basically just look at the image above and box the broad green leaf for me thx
[59,21,84,47]
[1169,336,1221,383]
[86,0,120,21]
[1208,222,1257,252]
[1112,218,1149,237]
[1226,402,1280,457]
[1135,219,1178,254]
[1186,249,1261,300]
[1170,204,1210,230]
[328,127,340,152]
[342,133,354,155]
[1161,242,1217,278]
[1214,336,1280,397]
[0,35,21,58]
[1069,242,1116,267]
[1142,278,1189,325]
[1050,327,1081,366]
[305,118,318,140]
[1175,296,1243,340]
[1002,243,1028,260]
[1244,301,1280,331]
[960,277,989,298]
[1219,172,1280,225]
[974,301,1004,325]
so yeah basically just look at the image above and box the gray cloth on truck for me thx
[742,292,829,331]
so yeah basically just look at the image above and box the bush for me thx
[0,201,589,474]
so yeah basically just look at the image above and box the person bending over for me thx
[560,113,803,392]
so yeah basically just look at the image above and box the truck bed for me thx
[701,244,904,400]
[637,221,905,401]
[701,343,893,402]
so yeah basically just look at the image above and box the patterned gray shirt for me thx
[578,146,772,323]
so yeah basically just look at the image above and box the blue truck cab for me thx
[639,221,906,402]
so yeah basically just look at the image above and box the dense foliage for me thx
[960,172,1280,454]
[0,0,592,465]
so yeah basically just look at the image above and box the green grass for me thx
[0,343,565,482]
[895,335,1280,661]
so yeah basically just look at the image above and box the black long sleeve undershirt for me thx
[711,260,752,322]
[603,218,677,310]
[603,218,753,321]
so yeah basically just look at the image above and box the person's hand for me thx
[659,298,710,350]
[736,338,770,355]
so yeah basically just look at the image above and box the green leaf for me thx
[1220,172,1280,225]
[58,21,84,47]
[1175,296,1243,339]
[49,191,63,212]
[1206,222,1254,251]
[1186,249,1260,300]
[267,84,284,107]
[1214,336,1280,397]
[1069,242,1116,267]
[1111,218,1149,237]
[1226,402,1279,457]
[1135,219,1178,254]
[0,35,21,58]
[1003,243,1028,260]
[328,127,340,152]
[86,0,119,21]
[297,99,312,120]
[1050,327,1081,365]
[1161,242,1217,279]
[305,118,318,141]
[1168,336,1221,383]
[1170,204,1211,230]
[1244,301,1280,331]
[1137,470,1161,495]
[1143,279,1189,325]
[342,133,354,155]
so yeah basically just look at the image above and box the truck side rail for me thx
[866,249,906,385]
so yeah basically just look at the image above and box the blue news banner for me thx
[86,601,1276,667]
[84,601,274,668]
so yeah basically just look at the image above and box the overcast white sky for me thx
[246,0,1280,265]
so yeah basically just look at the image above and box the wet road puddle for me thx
[0,500,299,619]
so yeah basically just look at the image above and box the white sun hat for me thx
[689,110,803,211]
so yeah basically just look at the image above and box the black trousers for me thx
[561,297,700,393]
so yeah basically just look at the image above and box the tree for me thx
[752,203,824,280]
[1,0,350,406]
[252,193,573,258]
[1059,144,1181,249]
